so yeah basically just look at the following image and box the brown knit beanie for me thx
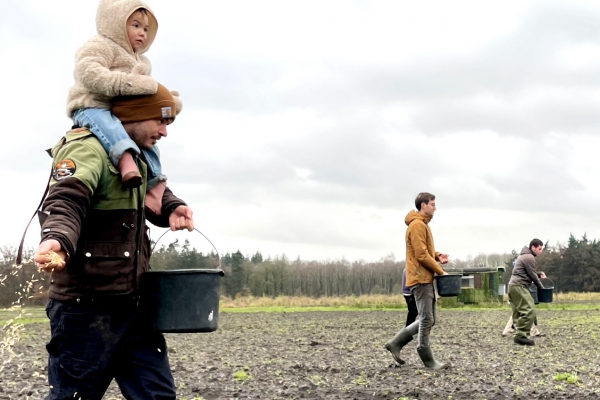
[112,83,176,123]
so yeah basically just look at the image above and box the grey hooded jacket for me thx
[509,246,544,289]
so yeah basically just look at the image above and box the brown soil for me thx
[2,308,600,399]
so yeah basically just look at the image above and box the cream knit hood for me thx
[65,0,163,117]
[96,0,158,56]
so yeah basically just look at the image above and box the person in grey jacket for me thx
[507,239,546,346]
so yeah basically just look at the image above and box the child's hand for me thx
[132,62,151,75]
[123,74,157,95]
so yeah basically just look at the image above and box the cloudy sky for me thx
[2,0,600,263]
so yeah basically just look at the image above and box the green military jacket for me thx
[40,128,186,300]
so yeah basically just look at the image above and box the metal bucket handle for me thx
[540,277,554,288]
[152,228,221,268]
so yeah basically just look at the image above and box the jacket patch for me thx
[52,159,76,181]
[161,107,172,118]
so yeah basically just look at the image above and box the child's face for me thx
[126,10,149,53]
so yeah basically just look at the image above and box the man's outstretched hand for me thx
[169,205,194,232]
[33,240,67,272]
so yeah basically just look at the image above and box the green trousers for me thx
[508,284,536,338]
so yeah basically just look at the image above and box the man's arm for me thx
[38,178,93,260]
[523,257,544,288]
[34,140,101,269]
[410,223,445,275]
[146,187,193,231]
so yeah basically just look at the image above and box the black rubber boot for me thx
[417,346,451,370]
[514,336,535,346]
[384,329,414,365]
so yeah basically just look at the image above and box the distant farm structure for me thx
[444,266,506,304]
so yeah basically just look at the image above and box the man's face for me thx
[531,245,543,256]
[125,119,170,150]
[421,200,436,217]
[126,10,149,52]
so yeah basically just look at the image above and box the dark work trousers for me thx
[44,298,176,400]
[507,284,536,339]
[403,294,418,327]
[511,317,538,329]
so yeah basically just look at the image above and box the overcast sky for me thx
[2,0,600,263]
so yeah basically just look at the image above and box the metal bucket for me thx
[435,274,462,297]
[538,278,554,303]
[140,268,224,333]
[139,228,224,333]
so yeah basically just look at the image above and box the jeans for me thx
[412,283,436,348]
[394,283,437,349]
[72,108,166,185]
[44,298,176,400]
[143,145,167,189]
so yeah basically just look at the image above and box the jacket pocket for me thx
[79,241,135,293]
[82,241,134,259]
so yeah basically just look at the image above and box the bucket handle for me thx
[152,228,221,268]
[540,277,554,288]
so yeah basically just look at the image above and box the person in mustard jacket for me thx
[384,192,451,370]
[67,0,182,216]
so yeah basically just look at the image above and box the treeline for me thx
[536,234,600,292]
[0,234,598,307]
[151,240,406,298]
[0,241,409,306]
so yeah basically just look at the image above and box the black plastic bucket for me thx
[538,278,554,303]
[529,284,539,304]
[140,268,224,333]
[435,274,462,297]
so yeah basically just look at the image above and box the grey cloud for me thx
[281,3,600,135]
[164,116,445,210]
[438,139,590,214]
[232,213,383,250]
[411,96,600,137]
[166,118,590,219]
[153,3,600,140]
[152,54,284,113]
[162,141,294,187]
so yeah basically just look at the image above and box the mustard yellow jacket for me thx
[404,210,445,287]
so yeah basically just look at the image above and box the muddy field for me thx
[1,307,600,399]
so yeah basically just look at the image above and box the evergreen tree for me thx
[226,250,245,297]
[251,251,263,264]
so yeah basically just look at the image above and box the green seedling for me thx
[554,372,580,384]
[233,368,252,383]
[353,372,369,386]
[308,375,326,386]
